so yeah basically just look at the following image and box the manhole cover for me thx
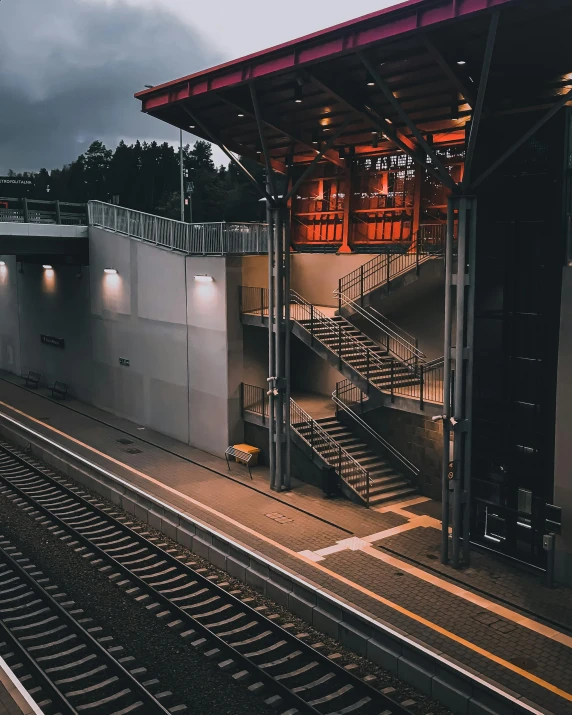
[125,448,142,454]
[509,656,537,670]
[117,438,133,445]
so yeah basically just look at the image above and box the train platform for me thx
[0,373,570,715]
[0,655,43,715]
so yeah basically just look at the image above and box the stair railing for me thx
[290,290,394,391]
[289,399,371,505]
[333,380,419,481]
[334,290,426,370]
[240,384,371,504]
[338,224,447,310]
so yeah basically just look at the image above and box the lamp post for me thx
[180,128,184,222]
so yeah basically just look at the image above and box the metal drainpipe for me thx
[452,197,468,569]
[441,197,455,565]
[267,201,276,491]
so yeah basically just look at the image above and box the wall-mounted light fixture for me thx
[194,274,214,283]
[104,268,118,275]
[42,264,53,270]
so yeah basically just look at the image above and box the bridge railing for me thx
[88,201,268,255]
[0,198,87,225]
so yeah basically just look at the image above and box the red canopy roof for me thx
[136,0,572,170]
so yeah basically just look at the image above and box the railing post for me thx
[338,445,342,476]
[391,359,395,403]
[366,350,370,394]
[338,323,342,369]
[21,197,29,223]
[310,419,314,450]
[114,206,117,232]
[419,364,424,411]
[170,220,174,250]
[153,216,158,244]
[260,287,264,318]
[338,278,342,312]
[310,304,314,342]
[55,200,62,225]
[416,232,421,275]
[360,265,364,307]
[386,254,390,293]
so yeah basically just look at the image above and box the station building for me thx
[1,0,571,584]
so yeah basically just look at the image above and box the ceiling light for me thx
[104,268,117,275]
[194,274,214,283]
[295,85,303,103]
[189,125,196,129]
[42,264,52,270]
[237,113,245,117]
[457,60,466,65]
[367,81,375,87]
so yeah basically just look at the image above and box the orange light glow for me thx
[42,267,56,294]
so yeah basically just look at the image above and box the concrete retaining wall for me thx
[0,412,550,715]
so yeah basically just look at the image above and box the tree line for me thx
[6,139,266,223]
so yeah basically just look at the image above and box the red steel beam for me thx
[136,0,515,113]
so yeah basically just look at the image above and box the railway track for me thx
[0,537,185,715]
[0,439,413,715]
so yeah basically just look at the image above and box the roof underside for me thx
[136,0,572,172]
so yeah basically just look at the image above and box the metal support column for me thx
[284,211,292,491]
[273,206,285,491]
[441,197,455,564]
[443,194,477,569]
[268,204,290,492]
[267,201,276,490]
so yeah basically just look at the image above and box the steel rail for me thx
[0,538,174,715]
[0,441,411,715]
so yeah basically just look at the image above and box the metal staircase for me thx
[241,383,420,507]
[291,291,421,394]
[337,224,446,311]
[313,415,416,505]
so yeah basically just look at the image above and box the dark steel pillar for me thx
[443,194,477,569]
[441,199,455,564]
[267,200,276,490]
[267,202,290,491]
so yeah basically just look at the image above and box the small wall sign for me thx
[40,334,65,349]
[119,357,130,367]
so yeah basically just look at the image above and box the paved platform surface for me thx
[0,656,39,715]
[0,373,571,715]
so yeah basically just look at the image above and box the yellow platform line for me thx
[0,399,571,704]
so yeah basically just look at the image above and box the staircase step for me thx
[369,487,417,506]
[369,479,410,497]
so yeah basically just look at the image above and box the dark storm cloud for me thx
[0,0,219,173]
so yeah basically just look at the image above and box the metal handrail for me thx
[240,383,371,504]
[333,380,419,479]
[334,290,426,365]
[338,224,447,307]
[88,201,268,255]
[290,398,371,503]
[290,290,396,385]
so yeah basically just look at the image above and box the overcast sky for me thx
[0,0,398,174]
